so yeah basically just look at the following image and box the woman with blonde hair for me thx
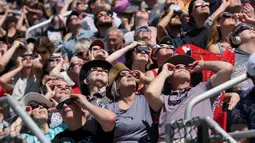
[207,12,237,54]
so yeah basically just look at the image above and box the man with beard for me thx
[79,59,113,108]
[62,11,94,61]
[183,0,230,48]
[91,10,114,40]
[157,6,184,48]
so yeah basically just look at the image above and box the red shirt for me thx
[72,85,81,94]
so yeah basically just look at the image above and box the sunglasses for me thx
[135,46,150,54]
[119,71,136,77]
[194,2,210,9]
[22,56,34,61]
[48,56,62,62]
[76,51,85,57]
[221,12,234,18]
[56,98,74,111]
[90,67,108,73]
[55,84,72,89]
[135,28,152,34]
[234,25,253,35]
[37,50,48,54]
[97,11,112,19]
[28,101,49,110]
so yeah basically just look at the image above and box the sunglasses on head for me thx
[56,98,74,111]
[135,46,150,54]
[119,71,136,77]
[28,101,49,110]
[90,67,108,73]
[234,25,253,35]
[194,2,210,9]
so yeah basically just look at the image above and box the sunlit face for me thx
[170,14,182,26]
[70,15,82,26]
[135,28,152,43]
[106,31,123,54]
[86,67,108,87]
[157,44,175,57]
[93,0,108,11]
[54,80,72,102]
[135,11,150,21]
[30,103,49,122]
[90,46,108,59]
[22,55,33,68]
[238,26,255,44]
[117,70,136,90]
[192,0,210,17]
[57,98,84,120]
[133,47,150,63]
[218,14,236,29]
[96,11,113,26]
[171,64,191,82]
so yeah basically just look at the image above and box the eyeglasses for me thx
[193,2,210,9]
[56,98,74,112]
[55,84,72,89]
[159,44,175,49]
[90,67,108,73]
[221,12,234,18]
[48,56,62,62]
[175,65,189,70]
[135,28,152,34]
[28,101,49,110]
[135,46,150,54]
[119,71,136,77]
[234,25,254,35]
[37,50,48,54]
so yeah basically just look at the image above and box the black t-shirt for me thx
[52,119,114,143]
[183,27,209,49]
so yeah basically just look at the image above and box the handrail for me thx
[0,96,50,143]
[184,73,248,120]
[25,11,72,39]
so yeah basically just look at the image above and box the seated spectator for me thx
[157,4,184,48]
[146,36,176,79]
[52,81,116,142]
[62,11,93,61]
[106,63,154,142]
[183,0,230,48]
[79,60,113,107]
[9,92,66,142]
[229,23,255,97]
[145,55,233,142]
[74,38,91,61]
[207,12,236,54]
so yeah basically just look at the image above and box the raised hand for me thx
[243,3,255,18]
[133,70,147,84]
[161,63,175,77]
[70,94,89,109]
[188,61,204,73]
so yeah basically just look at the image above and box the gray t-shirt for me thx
[158,81,214,142]
[106,95,153,143]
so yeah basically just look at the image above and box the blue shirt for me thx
[62,29,94,60]
[22,123,67,143]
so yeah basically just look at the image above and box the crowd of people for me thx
[0,0,255,142]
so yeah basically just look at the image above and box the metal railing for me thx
[25,11,72,39]
[0,96,50,143]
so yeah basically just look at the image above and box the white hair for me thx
[75,38,92,53]
[106,27,124,40]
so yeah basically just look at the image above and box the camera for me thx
[169,4,182,15]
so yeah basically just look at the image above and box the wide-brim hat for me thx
[23,92,52,107]
[159,55,203,87]
[106,63,130,100]
[79,60,112,96]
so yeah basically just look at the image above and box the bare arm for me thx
[49,60,65,76]
[208,0,230,24]
[0,41,22,72]
[144,64,173,112]
[207,44,220,54]
[9,117,23,135]
[201,61,233,88]
[59,0,74,14]
[71,94,116,132]
[106,41,141,63]
[156,10,174,41]
[16,11,27,32]
[0,66,22,83]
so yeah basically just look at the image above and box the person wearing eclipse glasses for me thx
[8,92,67,142]
[145,55,233,142]
[106,63,155,143]
[183,0,230,49]
[229,23,255,97]
[51,79,116,143]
